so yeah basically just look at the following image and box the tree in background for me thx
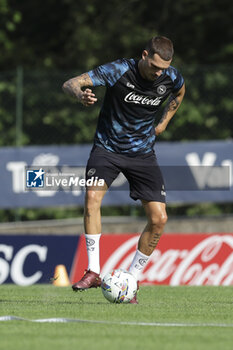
[0,0,233,219]
[1,0,233,69]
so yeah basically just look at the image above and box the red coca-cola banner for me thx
[70,233,233,286]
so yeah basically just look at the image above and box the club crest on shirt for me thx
[157,85,166,95]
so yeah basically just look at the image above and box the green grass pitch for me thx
[0,285,233,350]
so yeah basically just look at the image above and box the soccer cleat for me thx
[72,269,101,291]
[130,281,139,304]
[129,294,138,304]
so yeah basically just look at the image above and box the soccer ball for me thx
[101,269,137,303]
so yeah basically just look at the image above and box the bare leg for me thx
[84,182,108,235]
[84,183,108,273]
[72,182,108,289]
[129,201,167,282]
[138,200,167,256]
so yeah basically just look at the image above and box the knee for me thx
[85,190,102,211]
[149,211,168,229]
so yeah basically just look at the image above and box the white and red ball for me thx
[101,269,137,303]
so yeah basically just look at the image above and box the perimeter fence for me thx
[0,65,232,147]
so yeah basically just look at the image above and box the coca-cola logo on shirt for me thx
[124,91,163,106]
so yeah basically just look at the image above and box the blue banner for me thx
[0,235,79,285]
[0,141,232,208]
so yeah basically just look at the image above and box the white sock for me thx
[85,233,101,274]
[129,249,150,281]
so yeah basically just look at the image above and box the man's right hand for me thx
[63,73,97,106]
[81,88,97,106]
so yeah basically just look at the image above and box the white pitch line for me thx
[0,316,233,328]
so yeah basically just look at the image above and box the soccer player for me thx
[63,36,185,303]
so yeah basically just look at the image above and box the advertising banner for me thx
[71,233,233,286]
[1,233,232,286]
[0,140,232,208]
[0,235,79,285]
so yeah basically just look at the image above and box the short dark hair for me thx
[145,36,174,61]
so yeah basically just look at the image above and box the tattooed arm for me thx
[155,83,185,136]
[62,73,97,107]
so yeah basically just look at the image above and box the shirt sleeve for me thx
[166,66,184,93]
[173,71,184,92]
[87,59,132,87]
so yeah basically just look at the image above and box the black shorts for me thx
[85,145,166,203]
